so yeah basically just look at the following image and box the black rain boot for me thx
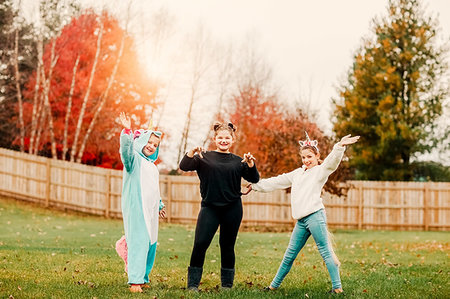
[221,268,235,289]
[187,266,203,291]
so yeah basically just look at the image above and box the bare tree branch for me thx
[70,18,103,162]
[177,24,215,165]
[40,39,59,158]
[29,37,43,154]
[62,54,80,160]
[13,27,25,152]
[76,28,126,163]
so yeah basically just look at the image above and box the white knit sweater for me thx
[252,144,346,220]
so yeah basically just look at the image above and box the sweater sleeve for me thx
[120,129,135,173]
[179,154,200,171]
[242,163,260,183]
[252,169,298,192]
[319,143,346,179]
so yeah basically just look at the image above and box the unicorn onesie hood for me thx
[120,128,164,284]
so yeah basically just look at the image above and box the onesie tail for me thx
[116,235,128,273]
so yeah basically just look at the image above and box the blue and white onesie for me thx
[120,128,164,284]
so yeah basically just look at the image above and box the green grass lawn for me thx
[0,197,448,299]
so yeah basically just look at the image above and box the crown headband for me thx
[298,131,319,152]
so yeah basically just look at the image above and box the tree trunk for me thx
[33,94,47,155]
[70,20,104,162]
[33,93,45,155]
[76,29,125,163]
[40,40,59,159]
[13,29,25,152]
[29,38,43,154]
[62,54,80,160]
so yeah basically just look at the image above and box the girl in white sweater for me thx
[246,133,359,294]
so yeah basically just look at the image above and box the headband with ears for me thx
[213,122,237,132]
[299,131,319,152]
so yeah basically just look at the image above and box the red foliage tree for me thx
[226,85,348,195]
[22,11,159,169]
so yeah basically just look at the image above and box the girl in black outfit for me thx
[179,122,260,290]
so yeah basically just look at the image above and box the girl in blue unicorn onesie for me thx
[119,112,166,293]
[245,132,359,295]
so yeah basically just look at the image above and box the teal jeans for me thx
[270,209,342,290]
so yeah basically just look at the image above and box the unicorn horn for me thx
[148,118,154,131]
[305,131,311,141]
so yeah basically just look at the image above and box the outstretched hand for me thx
[242,183,252,195]
[187,146,206,158]
[338,134,360,147]
[241,152,256,168]
[119,112,131,130]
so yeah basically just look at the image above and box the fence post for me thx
[358,186,363,229]
[423,185,429,231]
[105,169,111,218]
[167,177,172,223]
[45,159,51,207]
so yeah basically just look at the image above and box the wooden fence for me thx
[0,147,449,231]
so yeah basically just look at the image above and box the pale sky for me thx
[135,0,450,168]
[20,0,450,168]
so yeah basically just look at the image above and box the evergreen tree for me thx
[332,0,448,180]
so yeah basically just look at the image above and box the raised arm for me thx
[119,112,135,173]
[321,134,359,177]
[179,146,205,171]
[241,152,259,183]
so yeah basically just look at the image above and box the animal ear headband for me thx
[298,131,319,152]
[213,122,237,132]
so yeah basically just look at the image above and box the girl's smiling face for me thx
[142,134,160,157]
[301,148,320,169]
[214,129,234,153]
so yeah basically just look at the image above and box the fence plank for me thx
[45,159,51,207]
[424,186,429,231]
[105,170,111,218]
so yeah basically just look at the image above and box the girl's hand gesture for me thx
[187,146,206,158]
[338,134,360,147]
[120,112,131,130]
[241,152,256,168]
[241,183,252,195]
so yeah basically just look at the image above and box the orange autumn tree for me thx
[22,11,158,169]
[226,85,348,195]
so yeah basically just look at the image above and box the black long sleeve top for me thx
[179,151,260,207]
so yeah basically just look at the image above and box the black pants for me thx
[189,201,243,269]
